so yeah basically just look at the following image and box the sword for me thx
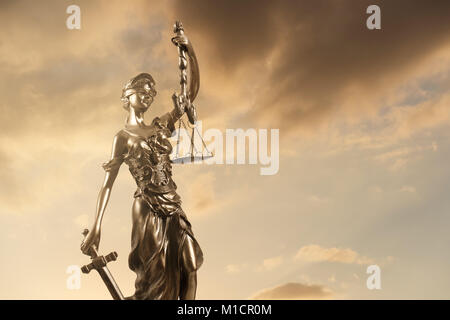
[81,229,125,300]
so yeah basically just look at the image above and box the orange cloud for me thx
[171,0,450,135]
[252,282,332,300]
[294,244,374,265]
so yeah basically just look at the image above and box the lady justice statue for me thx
[80,22,203,300]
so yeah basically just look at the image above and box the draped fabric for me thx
[128,190,202,300]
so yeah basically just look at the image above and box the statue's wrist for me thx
[173,106,184,119]
[93,224,101,233]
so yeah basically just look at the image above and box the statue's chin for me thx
[140,103,150,111]
[143,101,152,110]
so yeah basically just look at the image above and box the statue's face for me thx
[128,83,157,112]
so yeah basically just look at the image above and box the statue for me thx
[80,22,204,300]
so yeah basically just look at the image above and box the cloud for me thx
[1,0,449,214]
[432,142,438,152]
[1,0,445,301]
[225,264,241,274]
[228,256,284,274]
[319,86,450,159]
[259,256,283,271]
[374,147,415,163]
[372,141,439,171]
[399,186,416,193]
[73,214,90,228]
[170,0,450,135]
[394,92,450,139]
[181,171,217,215]
[307,194,330,205]
[225,263,248,274]
[371,186,383,194]
[252,282,332,300]
[0,1,174,214]
[294,244,374,265]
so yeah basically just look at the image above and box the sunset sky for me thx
[1,0,450,299]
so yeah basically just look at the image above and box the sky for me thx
[0,0,450,299]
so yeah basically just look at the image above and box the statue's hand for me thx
[171,34,189,48]
[80,228,101,256]
[172,92,187,118]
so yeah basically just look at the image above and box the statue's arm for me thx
[81,131,127,254]
[162,32,200,131]
[95,131,128,230]
[158,95,187,134]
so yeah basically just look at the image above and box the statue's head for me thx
[121,73,157,112]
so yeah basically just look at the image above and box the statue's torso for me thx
[122,118,176,194]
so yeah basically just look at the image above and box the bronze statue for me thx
[80,22,203,300]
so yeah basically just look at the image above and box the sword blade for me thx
[96,266,125,300]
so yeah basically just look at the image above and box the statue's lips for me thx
[141,97,152,106]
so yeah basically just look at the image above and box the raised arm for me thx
[81,131,128,255]
[168,22,200,127]
[155,93,188,136]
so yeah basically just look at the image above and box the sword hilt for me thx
[81,251,119,274]
[81,229,118,274]
[80,229,124,300]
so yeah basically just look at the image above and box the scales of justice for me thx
[80,21,212,300]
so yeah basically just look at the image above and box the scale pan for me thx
[171,154,214,164]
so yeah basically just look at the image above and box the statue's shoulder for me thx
[114,129,131,144]
[102,130,130,172]
[116,129,129,138]
[112,129,132,154]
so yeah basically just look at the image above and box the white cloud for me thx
[307,195,330,205]
[73,214,90,228]
[294,244,374,265]
[399,186,416,193]
[225,262,249,274]
[371,186,383,193]
[225,264,242,274]
[432,141,438,151]
[260,256,283,271]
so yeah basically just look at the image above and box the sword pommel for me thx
[173,20,184,34]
